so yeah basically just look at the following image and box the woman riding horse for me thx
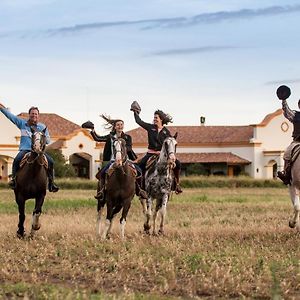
[0,103,59,192]
[130,101,182,194]
[82,115,147,201]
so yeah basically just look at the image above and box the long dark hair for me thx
[154,110,173,125]
[100,114,124,133]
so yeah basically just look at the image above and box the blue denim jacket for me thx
[0,107,51,150]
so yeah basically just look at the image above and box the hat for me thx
[276,85,291,100]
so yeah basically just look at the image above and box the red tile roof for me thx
[175,152,250,164]
[18,113,81,137]
[127,125,253,144]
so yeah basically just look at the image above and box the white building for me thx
[0,109,292,181]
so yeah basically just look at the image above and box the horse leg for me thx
[144,197,152,234]
[288,185,300,228]
[96,200,106,237]
[152,200,159,235]
[119,199,131,240]
[102,201,119,240]
[16,197,26,238]
[158,194,169,235]
[30,195,45,237]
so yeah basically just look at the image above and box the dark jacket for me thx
[90,130,137,161]
[134,112,171,151]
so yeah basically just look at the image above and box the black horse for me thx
[14,127,48,238]
[97,137,136,239]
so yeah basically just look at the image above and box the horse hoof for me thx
[158,229,164,235]
[289,220,296,228]
[32,225,41,231]
[144,223,151,231]
[16,230,25,239]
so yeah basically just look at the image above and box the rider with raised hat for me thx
[130,101,182,194]
[277,85,300,185]
[0,103,59,192]
[82,114,147,201]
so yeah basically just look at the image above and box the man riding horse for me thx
[130,101,182,194]
[0,103,59,192]
[82,114,147,201]
[277,85,300,185]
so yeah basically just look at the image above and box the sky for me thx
[1,0,300,133]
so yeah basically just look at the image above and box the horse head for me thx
[112,136,127,167]
[160,133,178,168]
[31,127,47,154]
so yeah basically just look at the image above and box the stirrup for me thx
[8,179,16,190]
[277,171,291,185]
[94,189,104,200]
[175,184,183,194]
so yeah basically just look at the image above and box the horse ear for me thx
[173,132,178,140]
[42,127,47,134]
[30,126,35,133]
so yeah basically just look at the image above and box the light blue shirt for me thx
[0,107,51,151]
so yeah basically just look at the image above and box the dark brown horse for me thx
[14,127,48,238]
[97,137,136,239]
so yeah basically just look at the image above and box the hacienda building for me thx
[0,108,292,181]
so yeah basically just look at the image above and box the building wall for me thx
[61,131,101,179]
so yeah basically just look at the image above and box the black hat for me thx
[276,85,291,100]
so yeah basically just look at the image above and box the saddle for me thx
[145,155,159,171]
[19,153,48,169]
[106,161,137,178]
[291,143,300,164]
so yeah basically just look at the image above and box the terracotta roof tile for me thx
[18,113,81,137]
[127,125,253,144]
[175,152,250,164]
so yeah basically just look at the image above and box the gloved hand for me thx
[81,121,94,130]
[130,101,141,114]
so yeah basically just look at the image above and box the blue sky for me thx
[1,0,300,133]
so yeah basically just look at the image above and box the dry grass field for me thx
[0,187,299,299]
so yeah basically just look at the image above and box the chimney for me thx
[200,116,205,126]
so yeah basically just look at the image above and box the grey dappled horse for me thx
[288,155,300,230]
[14,127,48,238]
[96,137,136,239]
[142,135,177,235]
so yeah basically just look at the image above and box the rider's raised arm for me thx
[282,99,295,123]
[90,130,109,142]
[133,112,152,131]
[0,104,25,129]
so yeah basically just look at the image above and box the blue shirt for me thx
[0,107,51,151]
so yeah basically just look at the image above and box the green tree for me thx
[46,149,76,178]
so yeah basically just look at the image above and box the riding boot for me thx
[48,166,59,193]
[173,167,183,194]
[95,175,105,200]
[277,160,291,185]
[135,176,148,200]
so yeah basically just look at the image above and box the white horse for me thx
[142,135,177,235]
[288,154,300,230]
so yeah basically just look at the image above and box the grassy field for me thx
[0,187,299,299]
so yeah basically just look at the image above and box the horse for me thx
[14,127,48,238]
[142,135,177,235]
[288,150,300,230]
[96,137,136,239]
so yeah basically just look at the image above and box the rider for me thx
[130,101,182,194]
[277,88,300,185]
[0,103,59,192]
[82,115,147,201]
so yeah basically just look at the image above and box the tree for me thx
[46,149,76,178]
